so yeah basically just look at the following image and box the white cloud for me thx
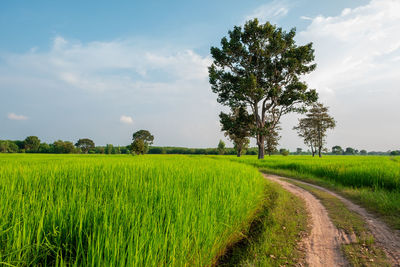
[0,36,212,93]
[244,0,290,24]
[291,0,400,150]
[120,115,133,124]
[0,37,222,147]
[8,112,28,120]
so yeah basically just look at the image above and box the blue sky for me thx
[1,0,399,151]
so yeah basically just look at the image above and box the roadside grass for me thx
[224,155,400,230]
[286,180,390,267]
[256,166,400,230]
[216,181,308,266]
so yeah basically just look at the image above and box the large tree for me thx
[220,106,252,157]
[209,19,318,159]
[294,103,336,157]
[75,138,95,154]
[131,130,154,155]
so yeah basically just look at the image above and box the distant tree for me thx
[131,139,145,155]
[332,146,343,155]
[360,149,367,155]
[131,130,154,155]
[345,147,355,155]
[0,140,19,153]
[217,140,226,155]
[296,148,303,155]
[53,140,75,154]
[220,106,252,157]
[105,144,113,154]
[280,148,289,156]
[265,125,281,156]
[38,143,50,153]
[209,19,318,159]
[24,136,40,152]
[75,138,95,154]
[114,146,121,154]
[294,103,336,157]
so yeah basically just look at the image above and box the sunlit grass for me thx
[0,154,266,266]
[225,155,400,229]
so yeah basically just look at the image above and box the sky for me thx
[1,0,399,151]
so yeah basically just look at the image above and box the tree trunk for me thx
[257,135,265,159]
[237,149,241,157]
[318,147,322,158]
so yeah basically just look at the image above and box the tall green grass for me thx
[226,155,400,229]
[0,154,266,266]
[231,155,400,191]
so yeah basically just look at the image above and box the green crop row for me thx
[0,154,266,266]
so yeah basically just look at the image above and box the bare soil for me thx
[264,174,400,266]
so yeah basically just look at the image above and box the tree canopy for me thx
[24,136,40,152]
[209,19,318,159]
[131,130,154,155]
[220,106,252,157]
[294,103,336,157]
[75,138,95,154]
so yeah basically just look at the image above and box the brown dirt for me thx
[264,174,350,266]
[277,175,400,266]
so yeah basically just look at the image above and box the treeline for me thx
[0,137,130,154]
[148,146,258,155]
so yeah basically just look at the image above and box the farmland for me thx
[1,154,399,266]
[0,154,307,266]
[228,155,400,229]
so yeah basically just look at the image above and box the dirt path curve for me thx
[276,175,400,266]
[263,174,349,266]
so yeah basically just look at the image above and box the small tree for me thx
[24,136,40,152]
[217,140,226,155]
[332,145,343,155]
[75,138,95,154]
[131,130,154,155]
[296,148,303,155]
[265,125,281,156]
[345,147,355,155]
[280,148,289,156]
[294,103,336,157]
[220,106,252,157]
[105,144,113,154]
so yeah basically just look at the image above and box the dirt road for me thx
[264,174,349,266]
[264,174,400,267]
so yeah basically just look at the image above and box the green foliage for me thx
[105,144,113,154]
[0,140,19,153]
[265,125,281,156]
[220,107,252,157]
[294,103,336,157]
[217,139,226,155]
[75,138,95,154]
[53,140,75,154]
[0,154,266,266]
[24,136,41,152]
[209,19,318,159]
[332,145,343,155]
[131,130,154,155]
[279,148,290,156]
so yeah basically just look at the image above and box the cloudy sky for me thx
[1,0,399,151]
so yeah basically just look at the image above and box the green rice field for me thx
[227,155,400,229]
[1,153,399,266]
[0,154,267,266]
